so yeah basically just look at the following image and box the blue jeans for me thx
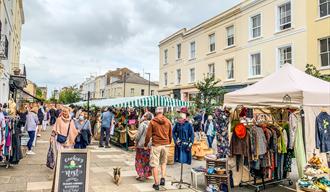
[206,135,214,148]
[27,131,35,150]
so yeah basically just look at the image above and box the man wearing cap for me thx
[144,107,172,190]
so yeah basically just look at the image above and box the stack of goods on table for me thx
[204,154,230,192]
[298,153,330,192]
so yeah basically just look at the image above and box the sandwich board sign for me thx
[54,149,90,192]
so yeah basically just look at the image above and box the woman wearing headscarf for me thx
[74,111,92,149]
[51,106,78,150]
[135,112,153,181]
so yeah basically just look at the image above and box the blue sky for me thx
[21,0,240,95]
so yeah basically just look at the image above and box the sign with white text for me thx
[54,150,90,192]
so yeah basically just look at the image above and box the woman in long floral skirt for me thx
[135,112,153,181]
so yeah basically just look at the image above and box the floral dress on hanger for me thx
[214,108,230,158]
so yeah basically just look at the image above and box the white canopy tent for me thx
[224,64,330,107]
[224,64,330,185]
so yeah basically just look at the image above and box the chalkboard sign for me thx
[54,149,90,192]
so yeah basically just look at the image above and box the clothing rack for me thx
[232,108,296,192]
[0,117,22,168]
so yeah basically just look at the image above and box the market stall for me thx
[72,95,192,108]
[223,64,330,191]
[73,96,192,150]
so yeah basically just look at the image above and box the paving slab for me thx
[26,181,52,191]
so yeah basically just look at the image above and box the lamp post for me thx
[145,72,151,96]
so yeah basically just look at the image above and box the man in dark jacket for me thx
[145,107,172,191]
[49,105,57,125]
[37,102,45,137]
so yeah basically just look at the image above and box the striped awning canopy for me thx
[72,95,192,108]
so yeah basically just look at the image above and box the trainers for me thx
[99,145,104,148]
[160,178,165,186]
[105,145,111,148]
[37,134,41,137]
[152,184,159,190]
[26,151,36,155]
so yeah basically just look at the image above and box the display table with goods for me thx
[297,153,330,192]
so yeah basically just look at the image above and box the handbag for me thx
[128,119,136,125]
[56,120,71,144]
[46,141,55,169]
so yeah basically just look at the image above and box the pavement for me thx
[0,127,297,192]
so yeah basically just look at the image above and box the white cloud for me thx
[21,0,240,92]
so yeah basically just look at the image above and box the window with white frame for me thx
[190,68,195,83]
[319,0,330,17]
[250,14,261,38]
[226,59,234,79]
[278,45,292,67]
[278,2,291,31]
[176,43,181,59]
[208,64,215,78]
[164,72,168,86]
[209,33,215,52]
[190,41,196,59]
[250,53,261,76]
[226,26,234,46]
[130,88,134,96]
[164,49,168,64]
[320,37,330,67]
[176,69,181,84]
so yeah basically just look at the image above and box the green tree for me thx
[58,86,80,104]
[305,64,330,82]
[36,87,45,101]
[194,75,224,114]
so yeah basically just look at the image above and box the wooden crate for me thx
[205,174,229,186]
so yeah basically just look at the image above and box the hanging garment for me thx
[214,109,230,158]
[288,113,298,149]
[294,117,306,178]
[230,130,251,161]
[315,112,330,153]
[9,121,23,164]
[173,120,194,165]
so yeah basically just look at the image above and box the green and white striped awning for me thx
[72,95,192,108]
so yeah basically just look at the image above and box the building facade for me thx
[159,0,329,101]
[0,0,24,104]
[22,79,36,101]
[109,73,158,98]
[80,76,96,100]
[94,74,107,99]
[306,0,330,76]
[80,68,158,100]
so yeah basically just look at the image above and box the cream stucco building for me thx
[109,73,158,98]
[306,0,330,75]
[80,68,158,100]
[0,0,24,104]
[159,0,330,101]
